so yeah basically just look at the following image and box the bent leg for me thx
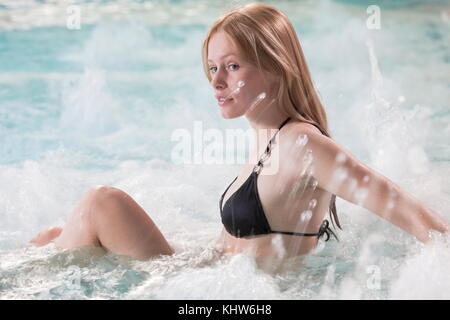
[53,186,174,260]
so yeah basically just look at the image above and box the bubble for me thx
[308,199,317,209]
[363,175,370,183]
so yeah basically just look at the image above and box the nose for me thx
[210,68,227,90]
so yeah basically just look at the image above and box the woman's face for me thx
[207,31,275,119]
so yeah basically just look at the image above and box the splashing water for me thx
[247,92,267,113]
[1,0,450,300]
[224,80,245,100]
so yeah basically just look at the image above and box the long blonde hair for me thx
[202,2,341,231]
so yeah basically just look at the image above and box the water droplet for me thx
[301,210,313,222]
[303,149,313,165]
[332,167,348,182]
[247,92,266,112]
[224,81,246,100]
[336,152,346,163]
[291,180,302,194]
[348,178,357,191]
[354,187,368,205]
[296,134,308,147]
[309,199,317,209]
[387,200,395,210]
[270,234,286,258]
[363,175,370,183]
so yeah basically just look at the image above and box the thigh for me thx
[56,186,174,261]
[91,186,175,260]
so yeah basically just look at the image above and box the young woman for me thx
[30,2,449,264]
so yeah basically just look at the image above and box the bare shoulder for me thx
[281,120,377,201]
[280,120,324,146]
[292,121,322,134]
[280,120,347,175]
[281,120,352,163]
[277,120,328,178]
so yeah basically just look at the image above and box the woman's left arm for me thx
[287,126,449,244]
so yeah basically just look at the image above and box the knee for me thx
[87,185,113,197]
[88,185,127,203]
[86,185,129,215]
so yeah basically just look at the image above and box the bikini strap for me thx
[270,220,339,242]
[219,175,238,212]
[253,117,291,174]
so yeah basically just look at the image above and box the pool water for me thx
[1,0,450,299]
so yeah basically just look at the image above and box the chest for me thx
[220,142,330,233]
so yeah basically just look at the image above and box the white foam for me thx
[1,0,450,300]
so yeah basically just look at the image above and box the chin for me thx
[221,113,243,120]
[220,108,246,119]
[221,112,236,119]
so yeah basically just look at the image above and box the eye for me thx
[209,64,239,74]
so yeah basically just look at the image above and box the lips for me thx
[217,97,233,106]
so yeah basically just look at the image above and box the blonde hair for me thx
[202,2,341,231]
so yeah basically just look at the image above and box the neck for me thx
[244,97,291,155]
[245,98,289,131]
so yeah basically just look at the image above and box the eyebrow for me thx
[207,53,237,63]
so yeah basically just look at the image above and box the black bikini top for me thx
[219,117,337,241]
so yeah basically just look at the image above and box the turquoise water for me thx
[1,0,450,299]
